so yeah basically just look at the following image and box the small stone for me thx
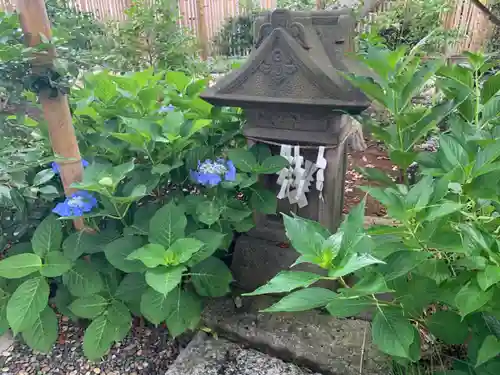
[42,366,51,372]
[1,352,10,357]
[1,368,8,373]
[69,371,77,375]
[136,350,142,356]
[93,368,101,374]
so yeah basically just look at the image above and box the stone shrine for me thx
[201,8,370,290]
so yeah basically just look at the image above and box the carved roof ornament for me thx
[255,9,309,49]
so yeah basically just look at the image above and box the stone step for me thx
[165,332,321,375]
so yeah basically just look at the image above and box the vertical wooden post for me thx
[316,0,322,9]
[17,0,85,230]
[196,0,209,60]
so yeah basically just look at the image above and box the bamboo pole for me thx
[196,0,209,59]
[17,0,85,230]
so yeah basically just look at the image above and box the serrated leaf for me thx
[328,253,385,278]
[7,277,49,334]
[415,259,450,285]
[164,287,203,337]
[104,236,147,273]
[115,273,148,303]
[107,300,131,326]
[356,166,396,187]
[257,155,289,174]
[196,201,222,226]
[372,309,414,359]
[127,243,167,268]
[140,288,170,325]
[227,149,258,173]
[22,307,58,353]
[145,266,186,296]
[167,238,204,265]
[455,281,493,317]
[41,252,72,277]
[191,257,232,297]
[424,202,463,222]
[476,335,500,368]
[149,202,186,248]
[282,214,328,258]
[381,251,429,281]
[262,288,337,312]
[83,315,116,361]
[326,297,374,318]
[426,311,468,345]
[188,230,226,266]
[63,229,119,261]
[477,265,500,291]
[244,271,321,296]
[69,295,109,319]
[31,215,63,257]
[250,189,277,214]
[63,260,103,297]
[0,253,42,279]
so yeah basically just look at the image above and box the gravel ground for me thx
[0,317,180,375]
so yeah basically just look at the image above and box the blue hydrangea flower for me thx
[191,159,236,186]
[159,104,175,113]
[51,159,89,174]
[52,191,98,217]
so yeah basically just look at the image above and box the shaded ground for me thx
[344,140,396,216]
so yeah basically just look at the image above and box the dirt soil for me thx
[343,139,397,217]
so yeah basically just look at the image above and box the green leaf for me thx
[232,216,255,233]
[63,229,119,261]
[326,297,374,318]
[22,307,58,353]
[115,273,147,303]
[426,311,468,345]
[329,253,385,278]
[127,243,167,268]
[167,238,204,265]
[381,251,429,281]
[282,214,327,258]
[337,200,367,260]
[473,139,500,177]
[356,167,396,187]
[190,257,233,297]
[107,300,131,326]
[250,189,277,214]
[227,149,259,173]
[140,288,170,325]
[262,288,337,312]
[33,169,55,186]
[7,277,49,335]
[372,309,414,359]
[243,271,321,296]
[69,295,108,319]
[196,201,222,226]
[340,272,392,297]
[256,155,289,174]
[0,253,42,279]
[166,71,190,91]
[188,230,226,266]
[145,266,186,296]
[149,202,186,248]
[476,335,500,368]
[455,281,493,317]
[41,252,72,277]
[53,285,77,321]
[164,287,203,337]
[478,265,500,291]
[104,236,147,273]
[83,315,116,361]
[31,215,63,257]
[63,260,103,297]
[440,134,468,170]
[415,259,450,284]
[405,175,433,211]
[250,143,272,163]
[424,202,463,222]
[482,73,500,104]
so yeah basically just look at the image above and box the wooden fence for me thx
[0,0,496,56]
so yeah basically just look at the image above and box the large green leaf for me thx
[426,311,468,345]
[326,297,374,318]
[83,315,116,361]
[481,73,500,104]
[337,200,366,260]
[476,335,500,368]
[0,253,42,279]
[149,202,186,248]
[227,149,259,173]
[33,169,55,186]
[439,134,468,170]
[7,277,49,334]
[262,288,337,312]
[21,307,58,353]
[188,229,226,266]
[164,287,203,337]
[63,229,119,261]
[127,243,167,268]
[372,309,414,359]
[190,257,233,297]
[256,155,289,174]
[115,273,148,303]
[145,266,186,296]
[31,215,63,257]
[69,295,109,319]
[328,253,385,278]
[455,281,493,317]
[196,201,222,226]
[250,188,277,214]
[282,214,327,258]
[104,236,147,273]
[41,252,72,277]
[424,202,463,222]
[140,288,171,325]
[62,260,103,297]
[477,265,500,291]
[167,238,204,265]
[381,251,429,281]
[243,271,321,296]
